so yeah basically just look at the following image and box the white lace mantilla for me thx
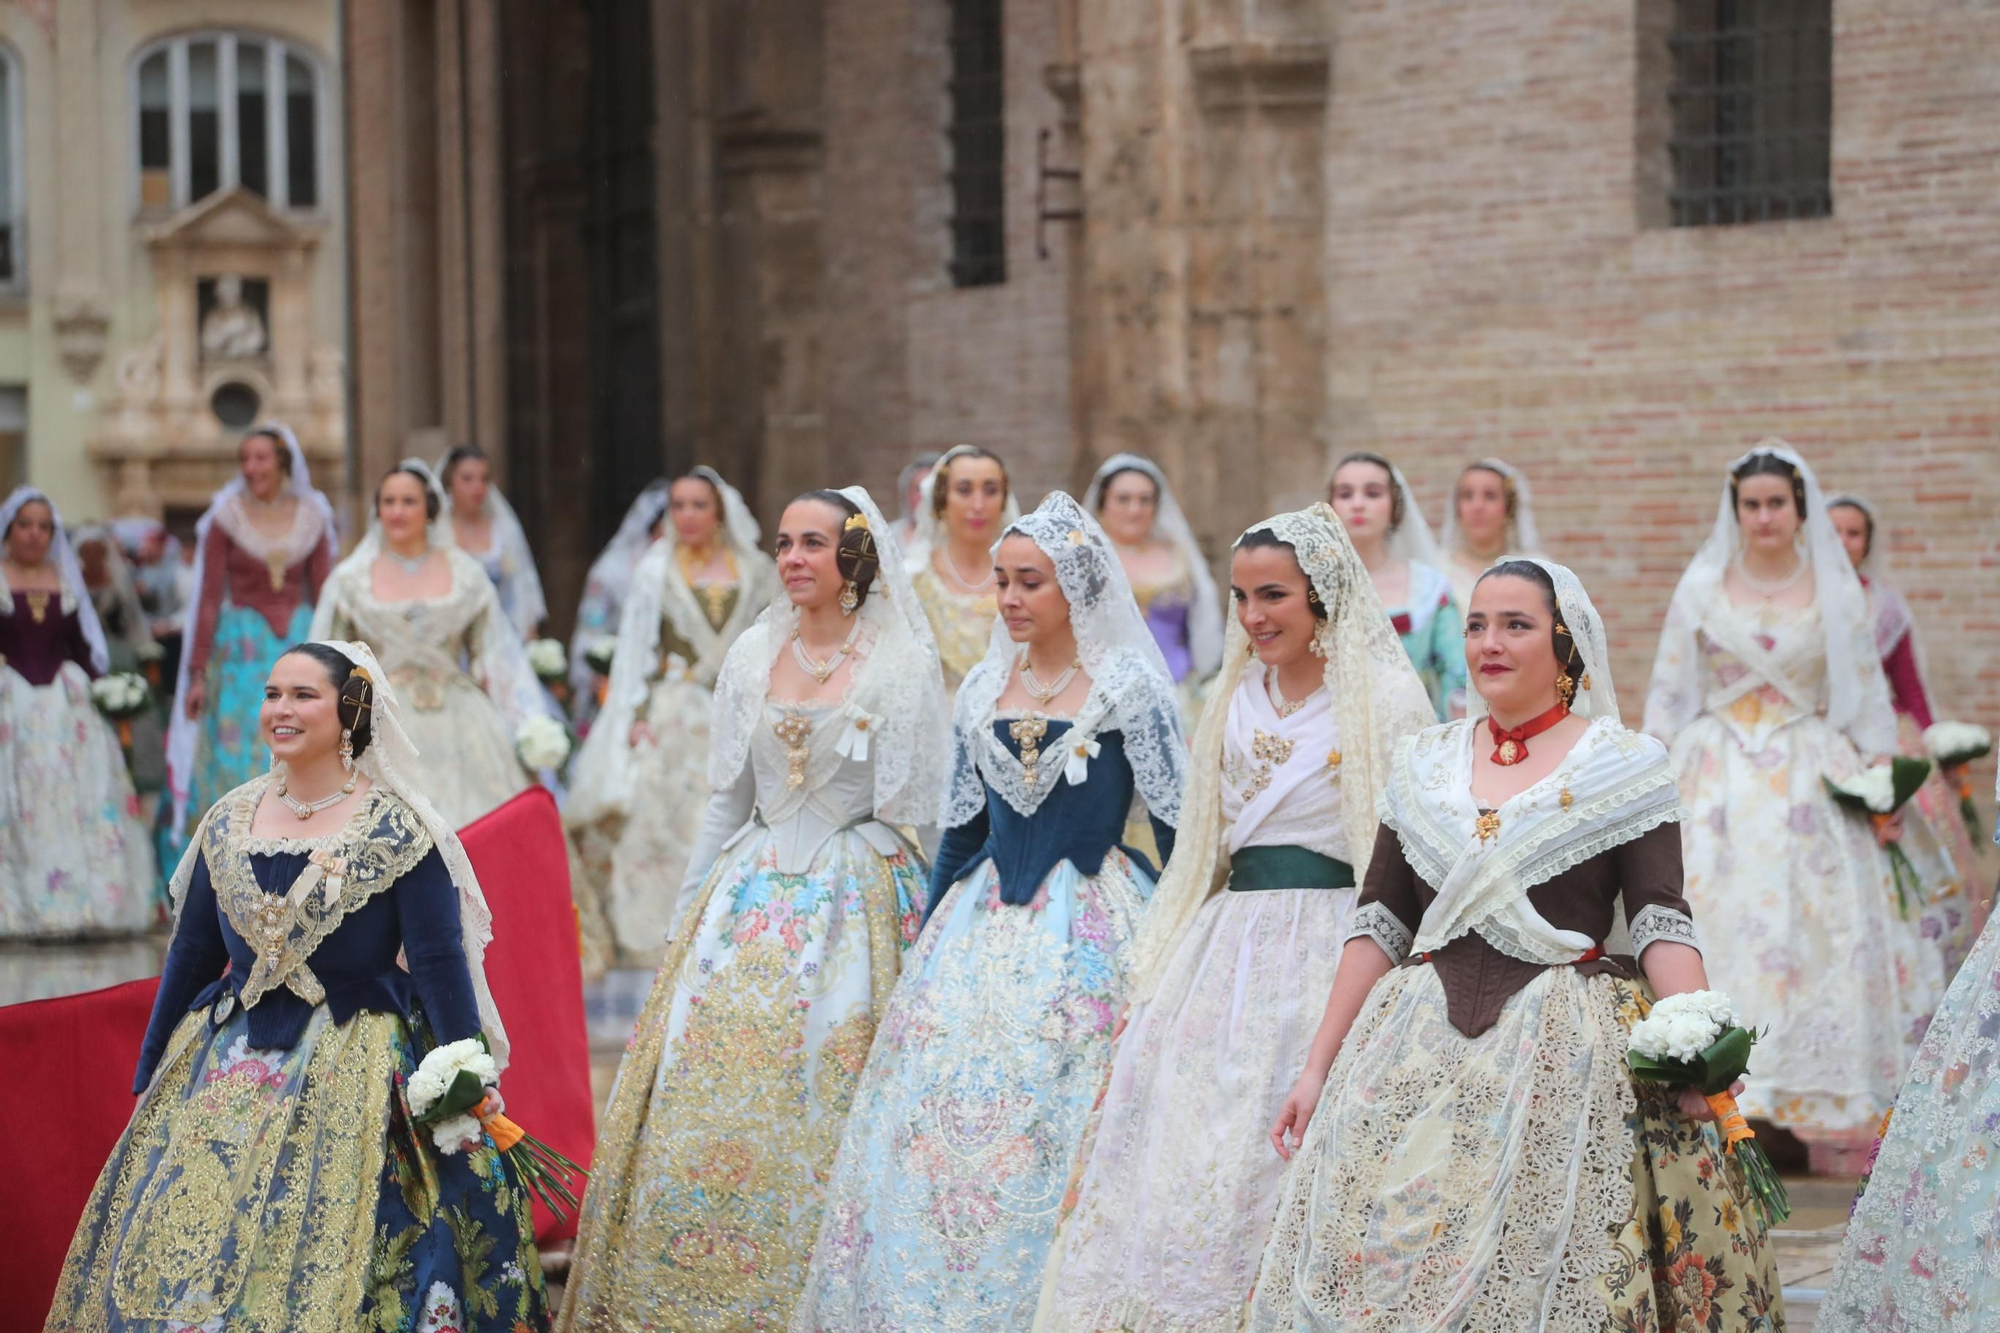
[706,485,948,829]
[1383,716,1683,965]
[941,648,1185,830]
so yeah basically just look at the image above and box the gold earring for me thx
[339,727,355,773]
[839,581,859,616]
[1555,672,1576,707]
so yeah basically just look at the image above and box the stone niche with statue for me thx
[90,187,344,520]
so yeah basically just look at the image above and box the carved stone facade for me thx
[0,1,346,524]
[92,188,344,516]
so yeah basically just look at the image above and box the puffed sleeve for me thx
[1615,820,1701,960]
[134,853,231,1093]
[394,848,482,1046]
[1343,823,1422,965]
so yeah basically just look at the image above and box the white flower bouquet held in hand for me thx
[1923,720,1992,843]
[1626,990,1790,1226]
[527,637,568,683]
[583,636,616,678]
[405,1034,584,1220]
[1825,756,1932,915]
[515,714,573,773]
[88,671,152,720]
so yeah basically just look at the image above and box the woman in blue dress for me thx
[794,491,1187,1330]
[47,639,545,1332]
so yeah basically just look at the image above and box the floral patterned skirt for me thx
[1674,711,1944,1136]
[1246,967,1785,1333]
[793,852,1155,1333]
[45,1004,546,1333]
[1898,711,1990,977]
[1819,903,2000,1333]
[1037,885,1353,1333]
[0,661,154,937]
[163,602,315,870]
[567,673,714,966]
[557,824,925,1333]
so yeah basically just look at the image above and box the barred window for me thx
[946,0,1005,287]
[1667,0,1831,226]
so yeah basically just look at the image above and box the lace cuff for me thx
[1628,904,1701,958]
[1346,901,1413,966]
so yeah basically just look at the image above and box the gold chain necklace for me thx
[1265,666,1322,719]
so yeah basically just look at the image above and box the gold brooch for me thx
[1474,811,1502,844]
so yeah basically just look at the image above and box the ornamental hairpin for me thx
[844,513,870,533]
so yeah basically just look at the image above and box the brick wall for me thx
[1318,0,2000,786]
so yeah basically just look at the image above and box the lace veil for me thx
[1642,440,1893,754]
[164,639,513,1069]
[167,423,339,832]
[569,466,776,824]
[940,491,1187,831]
[904,443,1022,572]
[1081,452,1225,677]
[0,485,107,673]
[1826,491,1925,675]
[707,485,948,827]
[1129,503,1434,1001]
[566,479,676,695]
[71,523,155,659]
[1439,457,1545,562]
[1465,557,1620,725]
[437,451,548,635]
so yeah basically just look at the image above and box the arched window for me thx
[0,43,22,287]
[134,32,322,214]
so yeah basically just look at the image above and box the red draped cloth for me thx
[4,787,593,1333]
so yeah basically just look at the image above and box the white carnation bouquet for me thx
[406,1033,583,1220]
[1923,720,1992,843]
[515,714,573,773]
[1825,757,1933,914]
[527,637,568,684]
[88,671,152,720]
[1627,990,1789,1225]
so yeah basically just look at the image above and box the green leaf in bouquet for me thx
[1888,755,1933,811]
[1689,1026,1754,1096]
[416,1068,490,1126]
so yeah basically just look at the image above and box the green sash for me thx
[1227,844,1355,892]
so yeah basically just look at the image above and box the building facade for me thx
[0,0,347,528]
[6,1,1990,729]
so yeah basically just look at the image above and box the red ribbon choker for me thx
[1487,702,1570,766]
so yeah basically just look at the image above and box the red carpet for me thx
[3,786,593,1332]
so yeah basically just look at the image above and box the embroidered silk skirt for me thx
[46,1004,546,1333]
[0,661,154,937]
[793,852,1155,1332]
[1819,902,2000,1332]
[556,824,926,1333]
[162,602,315,872]
[1246,966,1786,1333]
[1035,883,1354,1333]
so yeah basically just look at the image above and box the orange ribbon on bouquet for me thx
[1704,1090,1754,1150]
[474,1094,526,1152]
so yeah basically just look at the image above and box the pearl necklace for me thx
[1732,550,1808,598]
[942,546,995,594]
[1019,649,1082,704]
[792,622,860,684]
[275,772,357,820]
